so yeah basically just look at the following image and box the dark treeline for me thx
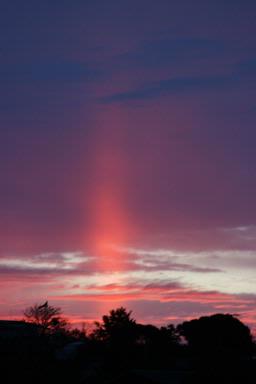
[0,302,256,384]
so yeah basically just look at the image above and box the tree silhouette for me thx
[23,301,68,334]
[159,324,180,345]
[131,323,180,367]
[177,313,253,355]
[92,307,137,343]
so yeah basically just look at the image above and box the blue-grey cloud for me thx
[100,74,237,103]
[0,61,99,83]
[237,58,256,76]
[118,38,226,69]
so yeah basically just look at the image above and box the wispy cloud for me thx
[50,280,256,329]
[99,74,237,103]
[0,252,93,275]
[117,38,226,69]
[0,61,99,83]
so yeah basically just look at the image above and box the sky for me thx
[1,0,256,330]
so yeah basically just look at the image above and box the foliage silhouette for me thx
[177,313,253,355]
[2,304,255,383]
[23,301,68,334]
[92,306,137,343]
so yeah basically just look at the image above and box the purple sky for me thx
[1,0,256,329]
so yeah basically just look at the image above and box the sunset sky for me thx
[1,0,256,330]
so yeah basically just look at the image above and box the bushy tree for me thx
[23,301,68,334]
[92,307,136,343]
[160,324,180,345]
[177,313,253,355]
[132,323,180,367]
